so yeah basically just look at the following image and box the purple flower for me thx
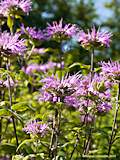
[21,24,46,41]
[64,96,80,109]
[78,74,112,100]
[3,78,15,88]
[80,114,95,124]
[100,61,120,81]
[22,61,64,75]
[22,64,41,75]
[0,0,32,16]
[76,74,112,114]
[39,73,81,106]
[0,32,26,57]
[97,102,112,113]
[77,26,112,48]
[0,78,16,89]
[23,120,48,136]
[31,48,47,55]
[45,19,78,41]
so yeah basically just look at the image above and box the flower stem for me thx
[108,82,120,157]
[6,59,19,148]
[90,47,94,81]
[83,48,95,155]
[70,134,79,159]
[49,109,59,159]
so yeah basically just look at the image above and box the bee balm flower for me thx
[23,120,48,137]
[46,19,78,42]
[77,26,112,49]
[0,32,26,57]
[0,0,32,16]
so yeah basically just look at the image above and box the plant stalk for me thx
[108,82,120,157]
[83,48,95,155]
[6,59,19,148]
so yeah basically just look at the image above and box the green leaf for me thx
[12,102,36,112]
[16,139,34,152]
[69,62,90,70]
[0,143,16,154]
[7,15,14,32]
[8,109,23,123]
[12,155,24,160]
[0,101,9,107]
[23,154,36,160]
[0,109,11,117]
[69,62,81,69]
[12,102,29,112]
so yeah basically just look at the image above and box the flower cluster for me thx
[0,0,32,16]
[77,26,112,48]
[39,73,112,114]
[23,120,48,137]
[0,77,15,89]
[80,114,95,124]
[22,61,64,75]
[100,60,120,81]
[21,25,46,41]
[78,74,112,113]
[46,19,78,41]
[0,32,26,57]
[39,73,81,107]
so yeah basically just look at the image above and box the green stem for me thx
[0,118,2,143]
[6,59,19,148]
[83,48,95,155]
[90,48,94,81]
[108,82,120,157]
[70,134,79,159]
[49,109,59,159]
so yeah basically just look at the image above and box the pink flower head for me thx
[46,19,79,41]
[0,32,26,57]
[100,60,120,81]
[39,73,81,106]
[21,24,46,41]
[0,0,32,16]
[23,120,48,137]
[77,26,112,48]
[97,102,112,113]
[80,114,95,124]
